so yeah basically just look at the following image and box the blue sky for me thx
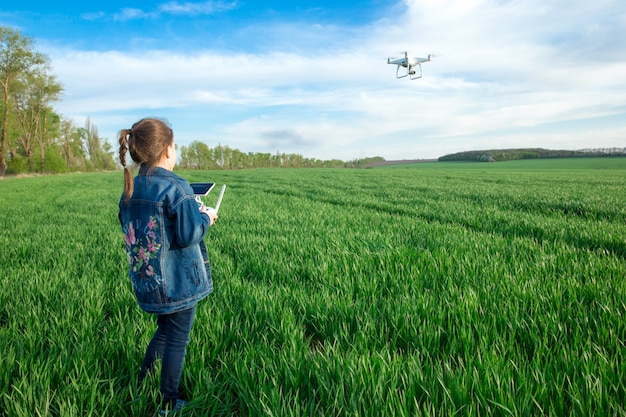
[2,0,625,160]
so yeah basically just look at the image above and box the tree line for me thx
[438,148,626,162]
[177,141,385,169]
[0,27,115,176]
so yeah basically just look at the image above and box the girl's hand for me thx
[201,205,218,225]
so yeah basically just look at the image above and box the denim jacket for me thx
[118,165,213,314]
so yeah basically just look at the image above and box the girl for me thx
[118,118,218,415]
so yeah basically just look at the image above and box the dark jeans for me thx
[138,305,196,408]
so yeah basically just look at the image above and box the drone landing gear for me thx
[396,64,423,80]
[409,64,423,80]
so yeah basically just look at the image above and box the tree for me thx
[84,117,98,163]
[0,26,48,176]
[36,76,63,172]
[179,142,213,170]
[12,70,62,172]
[58,118,86,171]
[83,117,115,170]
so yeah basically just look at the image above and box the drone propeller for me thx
[388,51,408,59]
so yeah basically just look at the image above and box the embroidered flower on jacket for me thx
[123,216,161,280]
[124,222,136,246]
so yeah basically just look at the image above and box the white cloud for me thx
[114,8,154,21]
[89,1,238,22]
[159,1,238,15]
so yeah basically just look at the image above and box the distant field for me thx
[1,159,625,416]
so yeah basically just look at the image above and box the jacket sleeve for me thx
[172,193,211,248]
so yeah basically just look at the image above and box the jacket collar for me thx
[138,164,177,178]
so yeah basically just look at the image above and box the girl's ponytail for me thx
[119,129,134,203]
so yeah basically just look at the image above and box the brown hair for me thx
[118,118,174,203]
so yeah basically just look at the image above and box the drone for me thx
[387,52,431,80]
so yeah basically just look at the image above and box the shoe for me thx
[155,399,189,416]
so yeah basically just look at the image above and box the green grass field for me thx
[1,159,625,416]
